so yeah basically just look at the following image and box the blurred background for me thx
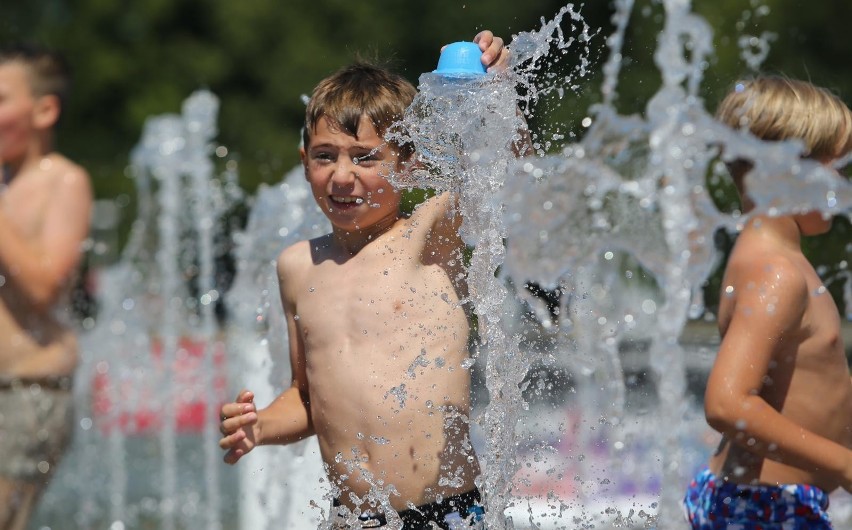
[2,0,850,318]
[3,2,851,528]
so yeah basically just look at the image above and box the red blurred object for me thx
[92,337,228,435]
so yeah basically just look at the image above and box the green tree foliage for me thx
[2,0,848,314]
[2,0,577,197]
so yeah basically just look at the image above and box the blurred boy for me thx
[0,44,93,529]
[219,33,510,529]
[684,76,852,529]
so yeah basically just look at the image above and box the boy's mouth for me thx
[330,195,364,205]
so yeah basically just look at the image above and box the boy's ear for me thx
[33,94,61,130]
[300,146,308,178]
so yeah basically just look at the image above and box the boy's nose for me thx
[331,159,358,186]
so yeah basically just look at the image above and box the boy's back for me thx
[709,217,852,491]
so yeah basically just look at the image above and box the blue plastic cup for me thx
[433,42,487,77]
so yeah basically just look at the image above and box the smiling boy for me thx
[219,33,509,529]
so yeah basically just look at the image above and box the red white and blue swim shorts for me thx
[683,467,832,529]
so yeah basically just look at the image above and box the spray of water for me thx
[225,166,330,530]
[387,6,596,528]
[502,1,851,528]
[46,3,851,528]
[71,90,241,529]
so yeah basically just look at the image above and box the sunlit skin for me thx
[705,202,852,491]
[219,32,512,514]
[0,60,93,528]
[0,61,92,377]
[225,114,477,512]
[0,62,39,167]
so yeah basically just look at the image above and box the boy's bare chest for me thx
[300,257,450,312]
[296,252,464,342]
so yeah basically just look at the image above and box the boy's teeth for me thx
[334,196,363,204]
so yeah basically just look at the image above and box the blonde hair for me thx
[303,62,416,159]
[717,76,852,169]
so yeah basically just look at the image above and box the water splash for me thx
[71,90,240,529]
[736,1,776,72]
[388,6,596,528]
[502,1,850,528]
[225,165,330,529]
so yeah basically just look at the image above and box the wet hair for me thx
[0,43,71,111]
[303,61,416,159]
[716,76,852,183]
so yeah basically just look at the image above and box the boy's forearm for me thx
[708,394,850,478]
[255,386,314,446]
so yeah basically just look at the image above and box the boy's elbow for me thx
[24,276,66,314]
[704,392,742,435]
[704,405,730,435]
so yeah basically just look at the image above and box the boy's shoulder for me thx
[276,234,334,274]
[728,242,805,282]
[6,154,91,211]
[726,243,810,307]
[28,154,91,190]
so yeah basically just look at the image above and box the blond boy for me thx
[684,76,852,529]
[220,33,508,529]
[0,44,93,529]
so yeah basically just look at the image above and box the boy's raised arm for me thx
[703,256,852,490]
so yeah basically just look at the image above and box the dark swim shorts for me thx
[333,488,485,529]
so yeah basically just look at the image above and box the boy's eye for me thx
[354,155,378,164]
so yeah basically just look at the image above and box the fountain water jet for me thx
[29,3,852,528]
[387,7,596,529]
[38,90,243,529]
[502,1,851,528]
[225,165,330,530]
